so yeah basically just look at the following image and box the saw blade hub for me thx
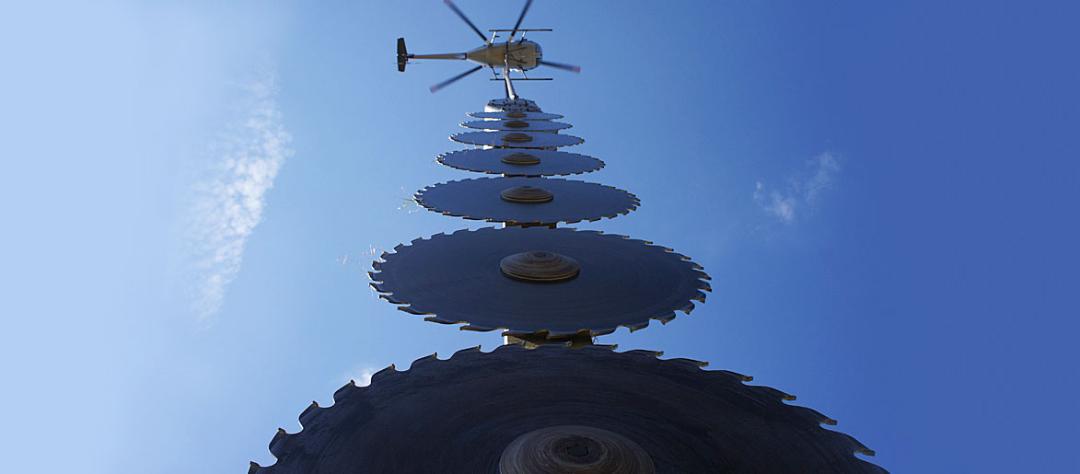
[502,132,534,142]
[498,425,656,474]
[500,250,580,282]
[500,185,554,203]
[501,152,542,165]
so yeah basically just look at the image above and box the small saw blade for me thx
[415,177,638,225]
[369,227,711,336]
[436,148,604,177]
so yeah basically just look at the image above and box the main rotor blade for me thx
[508,0,533,40]
[539,60,581,73]
[444,0,489,43]
[429,65,484,93]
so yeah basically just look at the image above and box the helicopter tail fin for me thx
[397,38,408,72]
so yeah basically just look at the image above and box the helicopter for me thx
[397,0,580,93]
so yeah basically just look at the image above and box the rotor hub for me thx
[505,120,530,128]
[498,425,655,474]
[499,251,580,282]
[500,185,554,203]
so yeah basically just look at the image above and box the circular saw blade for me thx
[368,227,711,336]
[451,131,584,149]
[437,149,605,177]
[250,345,883,474]
[487,98,541,112]
[469,111,564,121]
[461,119,573,132]
[415,177,638,226]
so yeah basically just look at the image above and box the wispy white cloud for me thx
[345,366,377,387]
[754,152,840,223]
[185,72,292,321]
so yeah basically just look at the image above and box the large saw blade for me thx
[250,345,883,473]
[451,131,584,149]
[469,111,564,121]
[368,227,710,336]
[437,148,604,177]
[461,119,573,132]
[415,177,638,226]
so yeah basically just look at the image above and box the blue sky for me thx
[2,1,1078,472]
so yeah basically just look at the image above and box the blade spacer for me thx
[500,251,580,282]
[505,120,530,129]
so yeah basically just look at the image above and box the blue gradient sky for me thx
[2,1,1078,472]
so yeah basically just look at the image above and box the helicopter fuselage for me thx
[466,40,542,72]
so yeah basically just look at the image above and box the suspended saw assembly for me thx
[251,1,885,472]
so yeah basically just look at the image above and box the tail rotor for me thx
[397,37,409,72]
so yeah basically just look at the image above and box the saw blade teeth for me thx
[299,401,321,427]
[792,406,837,426]
[398,305,431,315]
[625,320,651,332]
[379,294,407,305]
[369,364,398,385]
[654,312,677,324]
[269,428,291,458]
[623,349,665,358]
[423,316,460,325]
[692,290,708,303]
[332,380,357,403]
[678,301,696,314]
[409,353,440,370]
[698,280,713,292]
[834,431,877,457]
[460,324,496,332]
[754,386,797,401]
[590,327,616,337]
[451,345,483,358]
[692,269,712,281]
[247,461,262,474]
[716,370,753,382]
[668,357,710,369]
